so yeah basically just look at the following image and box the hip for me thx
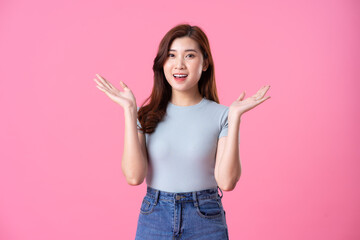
[135,185,229,240]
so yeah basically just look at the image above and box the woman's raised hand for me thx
[93,74,137,110]
[229,85,271,118]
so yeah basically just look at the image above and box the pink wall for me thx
[1,0,359,239]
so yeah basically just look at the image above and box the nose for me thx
[175,56,185,69]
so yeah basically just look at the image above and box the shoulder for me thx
[203,98,229,115]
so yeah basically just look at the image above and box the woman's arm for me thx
[93,74,148,186]
[215,116,241,191]
[215,85,271,191]
[121,107,148,185]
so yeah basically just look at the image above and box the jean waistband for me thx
[145,185,223,202]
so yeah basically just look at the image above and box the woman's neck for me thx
[170,91,203,107]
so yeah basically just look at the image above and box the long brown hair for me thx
[138,23,220,134]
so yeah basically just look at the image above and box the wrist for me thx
[228,115,241,125]
[124,105,137,116]
[228,110,242,122]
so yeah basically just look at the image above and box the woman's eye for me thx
[167,53,194,58]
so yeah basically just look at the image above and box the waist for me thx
[145,185,223,201]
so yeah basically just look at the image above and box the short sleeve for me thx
[137,107,143,133]
[137,118,142,131]
[218,107,229,139]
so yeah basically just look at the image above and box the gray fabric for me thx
[136,97,234,193]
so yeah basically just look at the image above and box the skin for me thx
[215,85,271,191]
[163,36,208,106]
[92,37,271,191]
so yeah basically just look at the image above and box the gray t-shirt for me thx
[137,97,233,193]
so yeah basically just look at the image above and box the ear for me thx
[202,59,209,71]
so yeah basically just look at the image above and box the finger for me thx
[261,86,271,98]
[94,76,108,88]
[96,74,114,90]
[119,81,129,90]
[94,78,105,89]
[261,85,270,93]
[257,95,271,103]
[96,74,113,89]
[94,78,107,89]
[255,86,266,95]
[253,89,264,99]
[96,85,106,92]
[237,91,246,101]
[257,85,269,94]
[256,85,271,100]
[103,89,114,99]
[96,85,115,99]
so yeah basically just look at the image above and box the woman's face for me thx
[163,36,208,94]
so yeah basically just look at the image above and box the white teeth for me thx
[173,74,187,77]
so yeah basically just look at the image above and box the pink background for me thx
[1,0,359,239]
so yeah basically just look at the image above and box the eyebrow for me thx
[169,49,198,53]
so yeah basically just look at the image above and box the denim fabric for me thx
[135,186,229,240]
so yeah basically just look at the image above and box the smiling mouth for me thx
[173,74,188,78]
[173,74,188,80]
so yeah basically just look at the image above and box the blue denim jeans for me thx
[135,186,229,240]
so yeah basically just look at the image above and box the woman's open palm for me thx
[230,85,271,117]
[93,74,137,110]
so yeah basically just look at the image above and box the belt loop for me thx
[192,191,198,207]
[154,189,160,205]
[217,186,223,199]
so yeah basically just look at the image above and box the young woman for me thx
[94,23,271,240]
